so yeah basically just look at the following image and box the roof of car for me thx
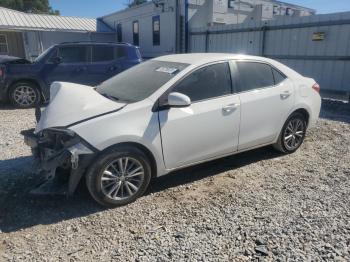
[153,53,302,79]
[153,53,270,65]
[57,42,135,47]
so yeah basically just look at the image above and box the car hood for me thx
[35,82,126,133]
[0,55,30,64]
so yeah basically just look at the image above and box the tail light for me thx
[0,67,3,78]
[312,83,320,93]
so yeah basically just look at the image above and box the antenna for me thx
[152,0,165,12]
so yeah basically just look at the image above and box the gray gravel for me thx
[0,100,349,261]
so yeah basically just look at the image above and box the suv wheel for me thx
[86,146,152,207]
[9,82,41,108]
[273,112,307,153]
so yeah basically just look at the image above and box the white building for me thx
[100,0,315,57]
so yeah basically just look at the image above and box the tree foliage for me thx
[128,0,147,8]
[0,0,60,15]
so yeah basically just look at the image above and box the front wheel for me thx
[86,146,152,207]
[273,112,307,154]
[9,82,41,108]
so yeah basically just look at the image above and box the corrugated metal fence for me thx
[190,12,350,93]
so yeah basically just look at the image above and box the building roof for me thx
[0,7,114,33]
[100,0,316,20]
[274,0,316,13]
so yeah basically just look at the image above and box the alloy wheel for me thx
[13,85,37,106]
[101,157,145,201]
[283,118,305,151]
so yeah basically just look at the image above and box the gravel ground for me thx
[0,100,349,261]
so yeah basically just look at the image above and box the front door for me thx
[235,61,295,150]
[44,45,90,86]
[158,62,241,169]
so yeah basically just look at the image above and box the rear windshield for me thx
[96,60,188,102]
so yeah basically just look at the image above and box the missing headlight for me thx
[39,128,79,151]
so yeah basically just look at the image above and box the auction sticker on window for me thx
[156,67,179,74]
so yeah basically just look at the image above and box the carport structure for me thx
[0,7,116,61]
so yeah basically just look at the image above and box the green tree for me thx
[0,0,60,15]
[128,0,147,8]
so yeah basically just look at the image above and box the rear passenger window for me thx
[172,62,232,102]
[236,62,275,92]
[92,46,114,62]
[58,46,88,63]
[272,68,287,85]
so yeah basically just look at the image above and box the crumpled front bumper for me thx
[21,128,96,196]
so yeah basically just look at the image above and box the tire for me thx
[86,145,152,207]
[9,82,41,108]
[273,112,307,154]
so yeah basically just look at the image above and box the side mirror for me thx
[51,56,62,64]
[167,92,191,108]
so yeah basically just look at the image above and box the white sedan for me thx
[23,54,321,207]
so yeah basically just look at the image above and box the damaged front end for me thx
[21,127,96,196]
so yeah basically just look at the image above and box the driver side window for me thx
[172,62,232,102]
[57,46,88,63]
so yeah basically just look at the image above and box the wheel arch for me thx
[102,142,158,178]
[8,78,45,100]
[291,107,310,126]
[274,106,311,144]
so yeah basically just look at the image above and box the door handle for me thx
[109,65,121,72]
[75,67,87,72]
[280,91,291,99]
[222,103,239,113]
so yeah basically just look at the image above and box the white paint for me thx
[35,82,125,133]
[36,54,321,178]
[159,94,241,169]
[238,79,295,150]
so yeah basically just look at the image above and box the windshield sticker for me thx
[155,67,179,74]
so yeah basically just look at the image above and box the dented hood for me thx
[35,82,126,133]
[0,55,30,64]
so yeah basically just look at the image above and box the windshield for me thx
[96,60,189,102]
[34,47,54,63]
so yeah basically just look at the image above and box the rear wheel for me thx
[273,112,307,153]
[9,82,41,108]
[86,146,152,207]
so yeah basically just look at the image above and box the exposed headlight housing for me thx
[38,127,79,150]
[40,127,75,137]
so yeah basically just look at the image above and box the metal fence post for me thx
[205,30,209,52]
[261,26,267,57]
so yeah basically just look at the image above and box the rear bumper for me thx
[21,129,96,196]
[309,94,322,128]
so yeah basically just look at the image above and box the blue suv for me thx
[0,42,142,108]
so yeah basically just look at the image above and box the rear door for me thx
[235,61,294,150]
[44,45,90,86]
[88,45,127,85]
[158,62,241,169]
